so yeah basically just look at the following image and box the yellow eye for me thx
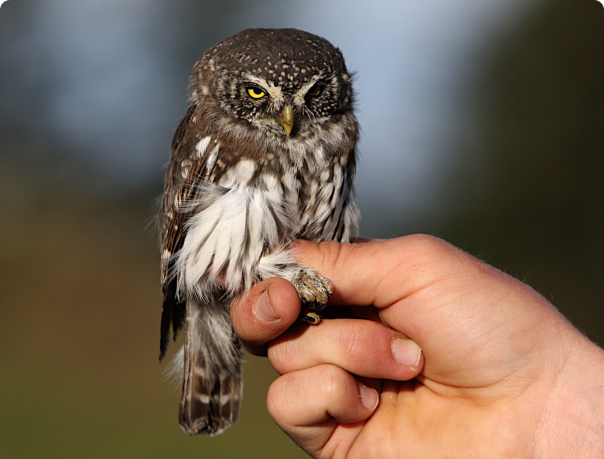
[247,87,266,99]
[307,84,322,97]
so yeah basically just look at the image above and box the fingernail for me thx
[255,287,280,323]
[392,336,422,369]
[359,383,379,412]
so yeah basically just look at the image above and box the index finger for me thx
[292,236,443,308]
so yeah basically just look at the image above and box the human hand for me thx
[231,235,604,458]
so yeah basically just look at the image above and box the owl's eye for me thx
[307,84,323,97]
[247,87,266,99]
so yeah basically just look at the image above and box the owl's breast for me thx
[272,141,353,242]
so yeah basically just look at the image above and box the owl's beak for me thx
[277,105,294,136]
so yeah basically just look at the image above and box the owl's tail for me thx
[176,297,243,436]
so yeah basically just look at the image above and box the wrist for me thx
[535,327,604,458]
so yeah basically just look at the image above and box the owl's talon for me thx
[302,312,322,325]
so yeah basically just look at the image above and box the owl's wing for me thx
[159,104,217,360]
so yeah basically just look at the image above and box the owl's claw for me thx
[302,312,322,325]
[292,268,332,325]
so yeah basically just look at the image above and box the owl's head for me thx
[191,28,355,139]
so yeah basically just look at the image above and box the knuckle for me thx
[319,240,349,270]
[267,338,297,374]
[400,234,462,275]
[266,376,294,422]
[335,320,391,370]
[403,233,449,258]
[336,321,368,359]
[316,364,350,402]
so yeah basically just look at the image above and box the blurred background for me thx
[1,0,603,457]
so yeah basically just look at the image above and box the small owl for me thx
[159,28,360,436]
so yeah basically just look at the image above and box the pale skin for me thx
[231,235,604,458]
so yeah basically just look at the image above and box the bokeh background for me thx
[1,0,603,457]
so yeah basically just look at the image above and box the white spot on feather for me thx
[196,136,211,159]
[204,144,219,179]
[194,367,206,379]
[220,393,232,405]
[218,159,257,187]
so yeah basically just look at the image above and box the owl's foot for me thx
[291,268,333,325]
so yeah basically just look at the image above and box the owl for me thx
[159,28,360,436]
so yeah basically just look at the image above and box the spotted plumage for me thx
[159,28,360,436]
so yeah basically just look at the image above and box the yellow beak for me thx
[277,105,294,136]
